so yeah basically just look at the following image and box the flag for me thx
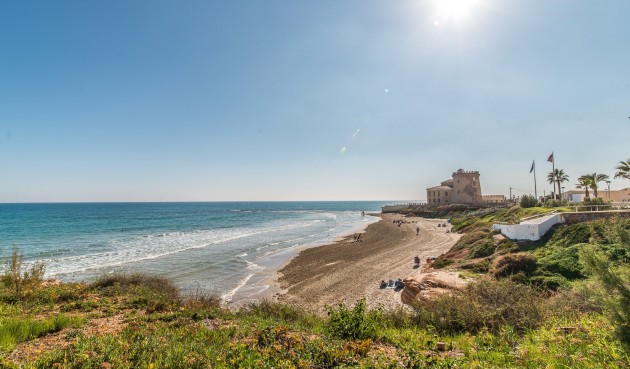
[529,160,535,173]
[547,152,554,163]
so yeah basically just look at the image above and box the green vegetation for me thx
[548,168,570,200]
[1,249,46,302]
[0,267,625,367]
[0,315,84,352]
[436,205,630,358]
[520,194,538,208]
[615,158,630,181]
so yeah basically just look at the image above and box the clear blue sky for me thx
[1,0,629,202]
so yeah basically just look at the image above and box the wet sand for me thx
[276,213,462,312]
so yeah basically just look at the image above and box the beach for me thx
[276,213,462,312]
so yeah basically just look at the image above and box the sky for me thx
[1,0,629,202]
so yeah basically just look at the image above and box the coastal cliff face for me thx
[400,273,466,305]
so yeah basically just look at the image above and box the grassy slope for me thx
[440,206,630,286]
[0,272,626,368]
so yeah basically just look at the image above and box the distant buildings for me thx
[426,169,506,206]
[562,187,630,202]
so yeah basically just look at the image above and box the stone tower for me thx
[450,169,482,204]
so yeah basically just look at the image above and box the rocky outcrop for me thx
[400,272,466,306]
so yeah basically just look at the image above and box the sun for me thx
[433,0,478,24]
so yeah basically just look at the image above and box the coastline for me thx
[273,213,462,312]
[226,213,380,307]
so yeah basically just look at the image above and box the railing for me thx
[519,210,560,222]
[568,204,630,212]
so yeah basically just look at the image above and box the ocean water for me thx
[0,202,389,301]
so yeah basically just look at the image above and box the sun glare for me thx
[433,0,478,25]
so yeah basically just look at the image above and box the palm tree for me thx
[576,177,591,198]
[548,169,569,200]
[614,158,630,181]
[547,171,558,198]
[579,173,610,198]
[555,169,569,199]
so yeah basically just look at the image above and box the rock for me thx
[400,273,465,306]
[401,277,423,305]
[493,233,507,244]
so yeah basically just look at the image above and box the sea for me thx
[0,201,392,302]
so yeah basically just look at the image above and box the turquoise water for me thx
[0,202,389,300]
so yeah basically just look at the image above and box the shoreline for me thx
[273,213,462,312]
[226,214,380,308]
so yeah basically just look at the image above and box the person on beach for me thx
[416,227,420,236]
[413,255,420,268]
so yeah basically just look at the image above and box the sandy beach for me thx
[276,213,462,312]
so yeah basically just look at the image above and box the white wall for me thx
[492,214,563,241]
[569,194,585,202]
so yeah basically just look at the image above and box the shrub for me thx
[538,244,584,279]
[412,280,544,334]
[583,197,610,206]
[325,299,378,340]
[495,237,519,254]
[92,273,179,298]
[184,288,222,310]
[243,299,316,327]
[1,249,46,301]
[469,239,496,258]
[546,223,593,247]
[580,245,630,352]
[528,275,568,290]
[519,195,537,208]
[451,230,490,252]
[542,199,567,208]
[91,273,180,312]
[431,256,454,269]
[491,253,537,278]
[460,259,491,273]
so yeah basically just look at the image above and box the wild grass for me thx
[0,275,619,368]
[0,315,84,352]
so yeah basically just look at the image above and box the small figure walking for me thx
[416,227,420,236]
[413,255,420,268]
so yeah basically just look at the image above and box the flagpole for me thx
[552,152,555,199]
[533,161,538,200]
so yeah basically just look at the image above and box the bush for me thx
[243,299,316,327]
[325,299,378,340]
[583,197,610,206]
[538,245,584,279]
[1,249,46,301]
[412,280,544,334]
[520,195,537,208]
[529,275,568,290]
[491,253,537,278]
[451,230,490,252]
[91,273,180,312]
[92,273,179,298]
[469,239,496,258]
[460,259,491,273]
[542,199,567,208]
[581,245,630,352]
[431,256,454,269]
